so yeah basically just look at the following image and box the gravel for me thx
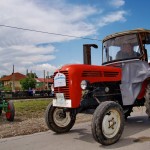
[0,113,92,139]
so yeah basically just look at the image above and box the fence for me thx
[0,90,54,100]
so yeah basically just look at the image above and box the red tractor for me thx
[45,29,150,145]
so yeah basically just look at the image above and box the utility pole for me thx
[12,64,15,92]
[47,71,49,89]
[30,70,32,78]
[44,70,45,90]
[26,69,28,76]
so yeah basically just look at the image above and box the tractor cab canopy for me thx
[102,28,150,65]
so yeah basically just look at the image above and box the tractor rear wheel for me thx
[6,101,15,121]
[45,103,76,133]
[91,101,124,145]
[144,83,150,117]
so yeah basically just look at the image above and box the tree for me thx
[26,72,38,78]
[1,75,7,78]
[20,77,36,90]
[2,86,12,91]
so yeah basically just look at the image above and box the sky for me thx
[0,0,149,78]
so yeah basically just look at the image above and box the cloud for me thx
[0,0,128,78]
[0,0,98,77]
[30,63,57,77]
[0,0,97,44]
[0,44,56,76]
[98,10,127,27]
[109,0,125,8]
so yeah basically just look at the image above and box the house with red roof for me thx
[0,72,26,90]
[35,78,53,90]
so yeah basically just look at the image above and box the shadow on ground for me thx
[67,115,150,149]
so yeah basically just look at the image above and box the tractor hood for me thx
[53,64,121,108]
[56,64,122,83]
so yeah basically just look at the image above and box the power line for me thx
[0,24,101,41]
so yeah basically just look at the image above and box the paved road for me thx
[0,109,150,150]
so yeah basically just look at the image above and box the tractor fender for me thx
[121,60,150,105]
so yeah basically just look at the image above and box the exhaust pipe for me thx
[83,44,98,65]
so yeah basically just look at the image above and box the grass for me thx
[14,99,52,118]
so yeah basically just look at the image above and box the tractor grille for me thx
[54,71,70,99]
[82,71,102,77]
[104,71,119,77]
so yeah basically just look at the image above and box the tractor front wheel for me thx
[6,101,15,121]
[91,101,124,145]
[45,103,76,133]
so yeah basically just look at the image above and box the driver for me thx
[116,44,139,59]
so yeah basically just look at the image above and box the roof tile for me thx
[0,72,26,81]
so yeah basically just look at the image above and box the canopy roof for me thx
[103,28,150,42]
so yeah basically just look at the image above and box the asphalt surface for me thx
[0,109,150,150]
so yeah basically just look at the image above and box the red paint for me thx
[55,64,121,108]
[6,104,11,119]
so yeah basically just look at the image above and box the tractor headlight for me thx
[80,80,89,90]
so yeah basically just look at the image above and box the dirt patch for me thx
[0,113,92,139]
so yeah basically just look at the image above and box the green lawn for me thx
[14,99,52,118]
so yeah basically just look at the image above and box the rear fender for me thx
[137,80,148,99]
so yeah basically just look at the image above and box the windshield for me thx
[102,34,141,64]
[143,33,150,62]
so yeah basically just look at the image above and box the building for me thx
[0,72,26,90]
[35,78,53,90]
